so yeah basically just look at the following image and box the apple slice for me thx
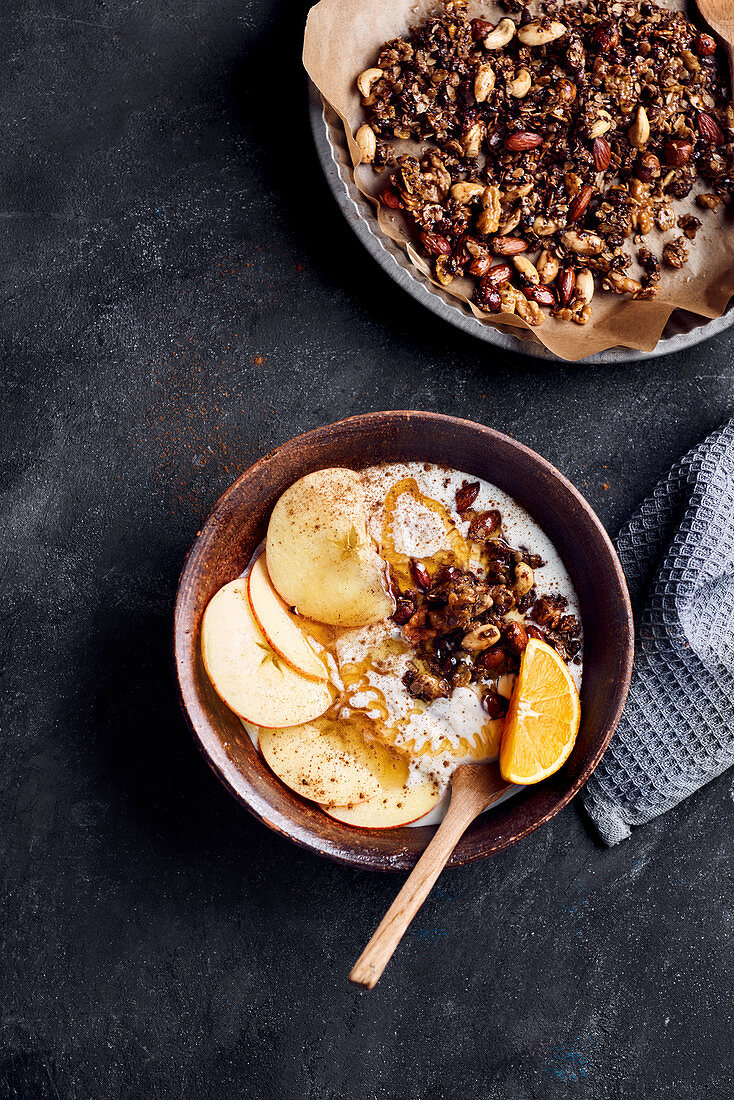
[324,774,442,829]
[201,579,332,728]
[319,717,443,828]
[258,721,380,807]
[247,554,326,681]
[266,468,393,628]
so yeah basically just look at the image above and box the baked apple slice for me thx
[247,554,326,681]
[266,468,393,628]
[201,580,332,728]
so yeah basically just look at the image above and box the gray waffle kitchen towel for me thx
[582,418,734,844]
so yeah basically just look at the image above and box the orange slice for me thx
[499,638,581,785]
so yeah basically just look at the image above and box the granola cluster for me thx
[394,480,582,713]
[354,0,734,326]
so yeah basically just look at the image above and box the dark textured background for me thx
[2,1,733,1097]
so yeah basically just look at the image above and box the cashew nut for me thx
[588,110,613,139]
[513,255,539,284]
[507,68,532,98]
[451,181,486,204]
[355,124,376,163]
[561,229,603,255]
[474,63,496,103]
[537,249,559,283]
[575,269,595,304]
[628,105,650,149]
[517,20,567,46]
[483,18,516,49]
[357,67,383,98]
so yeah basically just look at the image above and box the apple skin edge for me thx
[246,553,328,683]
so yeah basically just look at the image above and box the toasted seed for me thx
[461,121,486,158]
[664,137,693,166]
[515,295,545,326]
[514,562,535,596]
[455,481,480,512]
[697,111,725,145]
[533,216,558,236]
[410,560,431,591]
[605,272,642,294]
[504,131,543,151]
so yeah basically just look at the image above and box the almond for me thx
[523,284,556,307]
[567,184,594,224]
[697,112,725,145]
[592,136,611,171]
[491,237,529,256]
[504,131,543,151]
[484,262,513,286]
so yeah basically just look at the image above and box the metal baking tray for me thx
[309,84,734,363]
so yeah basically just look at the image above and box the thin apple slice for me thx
[247,554,326,681]
[265,468,393,628]
[320,717,442,828]
[258,721,380,807]
[201,579,332,728]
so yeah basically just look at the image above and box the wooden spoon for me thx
[696,0,734,85]
[349,762,513,989]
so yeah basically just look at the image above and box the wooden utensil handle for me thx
[348,801,476,990]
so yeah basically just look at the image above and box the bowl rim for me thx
[174,411,634,870]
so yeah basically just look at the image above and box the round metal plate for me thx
[309,84,734,364]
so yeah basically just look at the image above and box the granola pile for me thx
[354,0,734,326]
[393,479,582,715]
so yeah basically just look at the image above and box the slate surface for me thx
[1,2,733,1098]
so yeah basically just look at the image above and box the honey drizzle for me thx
[289,477,501,765]
[380,477,472,590]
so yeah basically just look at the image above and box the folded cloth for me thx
[581,419,734,844]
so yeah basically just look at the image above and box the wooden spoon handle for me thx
[348,799,478,990]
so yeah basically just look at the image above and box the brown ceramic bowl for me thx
[174,412,633,871]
